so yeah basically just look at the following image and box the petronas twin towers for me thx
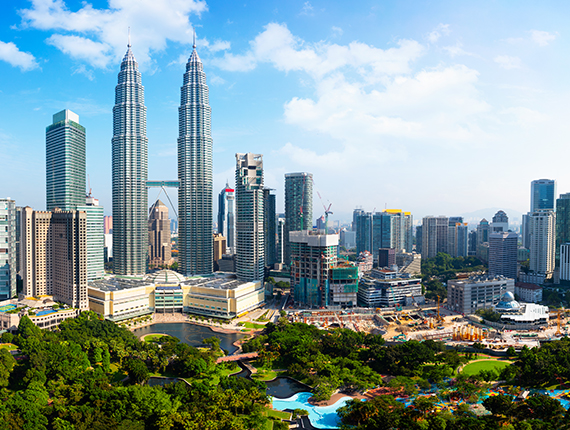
[112,37,212,276]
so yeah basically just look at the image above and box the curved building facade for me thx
[112,43,148,275]
[178,44,213,275]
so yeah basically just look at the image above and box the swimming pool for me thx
[271,392,352,429]
[36,309,56,316]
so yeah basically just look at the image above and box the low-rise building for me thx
[494,291,549,326]
[515,282,543,303]
[0,297,80,333]
[88,270,265,321]
[357,269,422,308]
[447,274,515,315]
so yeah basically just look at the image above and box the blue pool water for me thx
[271,392,352,429]
[36,309,56,316]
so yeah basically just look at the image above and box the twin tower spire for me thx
[111,30,212,276]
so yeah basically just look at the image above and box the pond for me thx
[132,322,246,354]
[266,376,310,398]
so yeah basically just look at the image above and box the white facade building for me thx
[77,196,104,281]
[529,210,555,275]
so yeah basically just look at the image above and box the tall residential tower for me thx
[178,40,213,275]
[112,40,148,275]
[235,153,264,281]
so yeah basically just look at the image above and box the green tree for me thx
[123,358,149,384]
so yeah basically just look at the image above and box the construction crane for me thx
[436,295,444,323]
[316,191,333,232]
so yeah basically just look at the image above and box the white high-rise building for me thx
[112,39,148,275]
[0,198,16,299]
[218,183,235,253]
[77,196,104,281]
[178,38,213,276]
[235,153,264,282]
[529,210,555,275]
[421,216,448,259]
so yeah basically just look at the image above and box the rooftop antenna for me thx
[193,27,196,49]
[128,27,131,48]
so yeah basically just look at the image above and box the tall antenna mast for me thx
[192,27,196,49]
[128,27,131,48]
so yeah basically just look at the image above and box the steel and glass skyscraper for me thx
[218,183,235,252]
[178,41,213,275]
[46,110,86,211]
[284,172,313,266]
[112,41,148,275]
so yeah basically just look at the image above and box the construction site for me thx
[289,300,570,351]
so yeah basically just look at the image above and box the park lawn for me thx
[252,369,278,381]
[242,322,266,329]
[0,343,17,351]
[265,409,291,420]
[219,363,241,377]
[462,360,511,376]
[143,334,179,343]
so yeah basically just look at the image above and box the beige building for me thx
[213,233,227,267]
[21,207,88,310]
[148,200,172,268]
[0,297,80,333]
[88,270,264,320]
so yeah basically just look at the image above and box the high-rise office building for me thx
[0,198,16,299]
[556,193,570,267]
[235,153,264,281]
[77,196,105,281]
[284,172,313,266]
[218,183,235,253]
[277,217,285,264]
[46,110,86,212]
[104,216,113,234]
[148,199,172,269]
[112,40,148,275]
[421,216,448,259]
[529,210,555,275]
[21,207,88,309]
[531,179,556,212]
[355,212,372,255]
[352,208,364,232]
[263,188,277,267]
[178,40,213,276]
[476,218,490,246]
[447,217,468,258]
[488,232,518,279]
[491,210,509,233]
[521,213,531,249]
[415,225,423,254]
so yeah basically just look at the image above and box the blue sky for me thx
[1,0,569,225]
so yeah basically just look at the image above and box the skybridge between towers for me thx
[146,180,180,219]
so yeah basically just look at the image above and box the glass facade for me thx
[0,199,16,299]
[46,110,86,212]
[284,172,313,266]
[178,46,213,275]
[112,45,148,275]
[531,179,556,212]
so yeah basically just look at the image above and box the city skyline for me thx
[2,1,570,222]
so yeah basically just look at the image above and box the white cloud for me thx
[494,55,521,69]
[213,23,424,80]
[427,23,450,43]
[0,40,39,71]
[442,42,475,58]
[332,26,343,36]
[209,74,225,85]
[19,0,208,69]
[530,30,557,47]
[300,2,314,16]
